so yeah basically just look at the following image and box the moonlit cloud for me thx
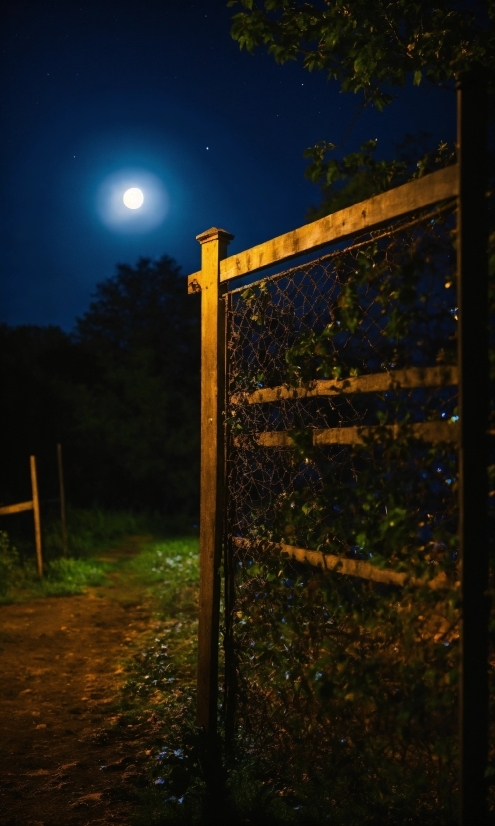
[96,169,169,233]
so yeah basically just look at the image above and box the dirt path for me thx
[0,539,163,826]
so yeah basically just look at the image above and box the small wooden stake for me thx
[196,226,233,734]
[57,443,68,557]
[30,455,43,577]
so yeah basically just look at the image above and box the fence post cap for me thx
[196,227,234,245]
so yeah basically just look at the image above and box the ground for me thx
[0,537,183,826]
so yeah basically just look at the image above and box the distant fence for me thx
[188,72,490,824]
[0,455,42,575]
[0,444,69,575]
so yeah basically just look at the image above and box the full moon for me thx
[123,187,144,209]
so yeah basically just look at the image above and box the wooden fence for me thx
[187,72,489,824]
[0,455,43,576]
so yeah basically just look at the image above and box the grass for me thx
[115,539,343,826]
[0,505,191,603]
[94,535,206,825]
[0,527,114,603]
[0,505,164,602]
[42,506,169,560]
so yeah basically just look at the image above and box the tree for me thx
[229,0,494,109]
[0,256,200,521]
[73,255,200,517]
[0,324,80,506]
[228,1,494,215]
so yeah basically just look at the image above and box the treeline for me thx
[0,255,200,523]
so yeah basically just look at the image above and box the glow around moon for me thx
[97,169,169,233]
[123,187,144,209]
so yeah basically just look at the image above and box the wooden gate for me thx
[187,72,489,823]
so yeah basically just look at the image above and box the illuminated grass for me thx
[0,508,175,603]
[0,529,113,603]
[121,537,199,703]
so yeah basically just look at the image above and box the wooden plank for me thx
[231,366,458,406]
[188,166,458,293]
[196,227,233,734]
[233,421,457,449]
[232,537,451,591]
[0,500,34,516]
[30,455,43,577]
[313,421,457,446]
[456,71,490,825]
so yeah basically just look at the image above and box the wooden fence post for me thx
[57,443,68,557]
[30,455,43,577]
[457,69,489,825]
[196,226,234,733]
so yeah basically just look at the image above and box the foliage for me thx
[122,531,459,824]
[0,531,22,595]
[0,528,112,603]
[305,134,456,220]
[228,0,495,110]
[42,506,162,559]
[0,508,164,602]
[0,323,80,508]
[0,255,200,517]
[222,206,462,821]
[114,538,205,825]
[228,1,493,220]
[230,556,458,824]
[73,255,200,515]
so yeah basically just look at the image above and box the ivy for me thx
[225,208,466,821]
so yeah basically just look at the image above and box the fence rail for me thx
[0,500,34,515]
[188,165,458,294]
[232,536,454,591]
[231,365,458,405]
[0,455,43,576]
[235,421,458,448]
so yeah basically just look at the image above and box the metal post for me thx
[30,455,43,577]
[457,68,489,825]
[57,443,68,557]
[196,227,234,734]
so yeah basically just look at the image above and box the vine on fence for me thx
[224,206,463,823]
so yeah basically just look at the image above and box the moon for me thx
[123,187,144,209]
[97,170,168,233]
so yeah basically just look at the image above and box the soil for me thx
[0,538,165,826]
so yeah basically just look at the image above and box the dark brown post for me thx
[196,227,234,733]
[57,443,68,557]
[30,455,43,577]
[457,69,489,825]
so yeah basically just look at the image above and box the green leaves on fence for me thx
[227,209,461,821]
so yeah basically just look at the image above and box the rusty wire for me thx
[221,207,461,818]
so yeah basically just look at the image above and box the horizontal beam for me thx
[231,366,458,406]
[188,165,458,293]
[233,420,457,449]
[0,500,34,516]
[233,537,452,591]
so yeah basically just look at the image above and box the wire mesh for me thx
[223,205,460,821]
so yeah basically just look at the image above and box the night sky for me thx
[1,0,456,331]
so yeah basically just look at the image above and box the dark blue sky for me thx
[1,0,456,330]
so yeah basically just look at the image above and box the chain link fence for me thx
[223,205,461,821]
